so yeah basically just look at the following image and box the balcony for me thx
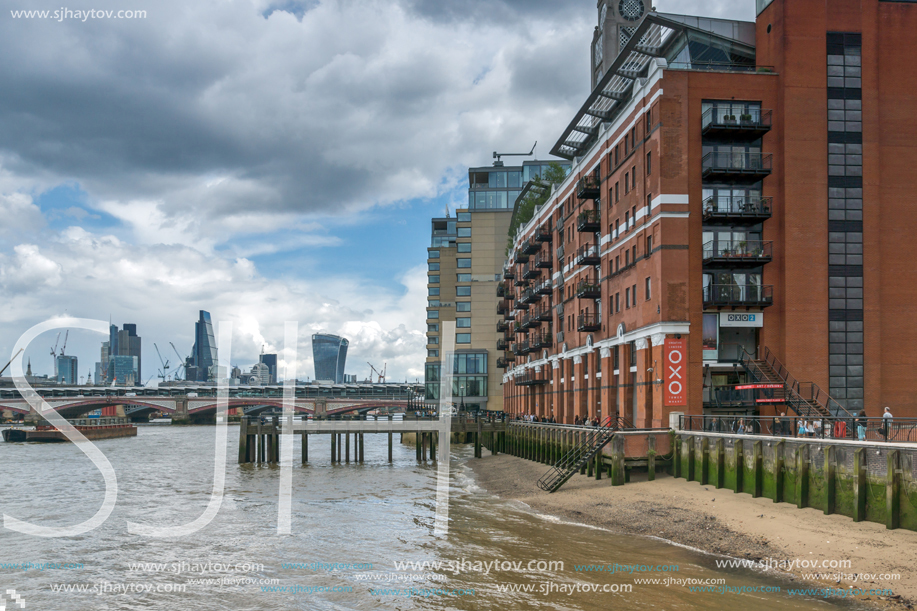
[576,278,602,299]
[575,244,601,266]
[702,240,773,268]
[577,209,601,232]
[556,244,564,261]
[529,332,551,350]
[497,357,511,369]
[503,267,515,280]
[514,322,527,336]
[535,306,553,322]
[702,107,772,140]
[512,341,530,356]
[521,239,540,255]
[496,320,509,333]
[513,250,529,264]
[703,196,772,226]
[522,313,541,329]
[535,226,553,243]
[522,263,540,280]
[535,252,553,270]
[515,370,548,386]
[520,288,539,305]
[536,279,553,295]
[576,175,601,200]
[703,284,774,308]
[497,283,507,298]
[702,152,772,183]
[577,313,602,332]
[497,300,510,315]
[497,338,509,351]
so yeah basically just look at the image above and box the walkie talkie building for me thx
[312,333,348,383]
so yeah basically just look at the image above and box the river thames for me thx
[0,425,865,610]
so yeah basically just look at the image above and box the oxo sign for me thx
[664,338,686,406]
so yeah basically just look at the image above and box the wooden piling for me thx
[824,445,835,515]
[887,450,900,530]
[853,447,866,522]
[302,432,308,463]
[331,433,336,463]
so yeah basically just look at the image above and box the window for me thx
[457,243,471,253]
[645,277,652,300]
[457,258,471,268]
[632,245,637,262]
[624,173,629,193]
[613,345,619,370]
[615,181,619,202]
[456,286,471,296]
[646,193,652,210]
[428,336,439,345]
[632,284,637,305]
[615,292,620,312]
[631,127,636,148]
[625,287,630,308]
[646,234,653,253]
[624,211,629,228]
[428,250,440,259]
[456,212,471,222]
[632,166,636,190]
[428,300,440,307]
[456,302,471,312]
[427,324,439,332]
[456,334,471,344]
[428,349,439,357]
[428,310,439,319]
[428,287,440,296]
[615,219,619,237]
[630,342,637,366]
[646,151,652,175]
[456,318,471,328]
[615,255,620,272]
[646,111,651,134]
[456,273,471,282]
[457,228,472,238]
[625,250,630,266]
[632,206,636,226]
[428,262,440,271]
[429,275,439,284]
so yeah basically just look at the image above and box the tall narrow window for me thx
[647,151,652,174]
[625,287,630,308]
[624,173,629,193]
[632,166,637,190]
[645,277,652,300]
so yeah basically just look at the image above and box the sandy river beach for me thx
[469,452,917,609]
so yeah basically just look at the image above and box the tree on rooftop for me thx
[506,162,569,253]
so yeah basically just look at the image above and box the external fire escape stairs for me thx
[741,348,852,419]
[537,417,633,493]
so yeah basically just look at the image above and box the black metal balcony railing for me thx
[503,267,515,280]
[514,275,527,287]
[520,288,539,305]
[522,239,540,255]
[497,357,510,369]
[514,322,526,336]
[535,252,553,270]
[514,249,530,264]
[497,300,510,315]
[535,305,553,322]
[522,312,542,329]
[522,263,540,280]
[576,278,602,299]
[512,342,528,356]
[497,283,506,298]
[576,175,601,200]
[515,370,548,386]
[702,240,773,267]
[701,152,773,182]
[701,107,773,139]
[536,226,553,243]
[702,196,773,225]
[577,313,602,332]
[575,244,601,266]
[529,332,551,350]
[496,320,509,333]
[703,284,774,307]
[536,279,553,296]
[576,209,601,232]
[497,338,508,351]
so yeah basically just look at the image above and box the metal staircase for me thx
[742,348,851,419]
[536,417,631,493]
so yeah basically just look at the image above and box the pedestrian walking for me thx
[856,410,867,441]
[882,406,893,441]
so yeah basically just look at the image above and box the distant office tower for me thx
[250,362,271,385]
[109,324,119,361]
[118,323,142,382]
[56,355,78,385]
[312,334,348,383]
[188,310,218,382]
[100,341,110,383]
[259,353,278,384]
[94,362,103,385]
[108,355,138,386]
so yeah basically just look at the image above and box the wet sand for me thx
[469,452,917,609]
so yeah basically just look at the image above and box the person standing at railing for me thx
[882,407,893,441]
[856,411,867,441]
[812,417,823,438]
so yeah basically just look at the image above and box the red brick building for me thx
[501,1,917,425]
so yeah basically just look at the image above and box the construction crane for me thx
[153,343,170,382]
[367,362,387,384]
[169,342,187,381]
[60,330,69,356]
[492,141,536,166]
[0,348,24,377]
[50,331,61,378]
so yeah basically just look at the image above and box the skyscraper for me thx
[259,353,278,384]
[56,355,78,385]
[188,310,218,382]
[312,334,348,383]
[118,324,141,382]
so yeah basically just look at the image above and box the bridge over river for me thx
[0,383,429,422]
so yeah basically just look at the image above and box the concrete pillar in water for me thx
[331,433,336,463]
[359,433,364,463]
[345,432,350,463]
[302,432,308,463]
[388,431,393,463]
[238,418,248,464]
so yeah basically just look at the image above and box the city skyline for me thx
[0,1,755,384]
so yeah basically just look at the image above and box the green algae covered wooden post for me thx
[853,447,866,522]
[887,450,900,530]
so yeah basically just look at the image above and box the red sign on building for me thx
[735,383,784,390]
[664,339,686,406]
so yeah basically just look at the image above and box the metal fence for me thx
[681,415,917,443]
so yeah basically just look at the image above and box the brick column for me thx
[573,355,586,423]
[650,333,667,428]
[586,350,597,422]
[634,338,650,428]
[550,358,561,422]
[600,347,614,423]
[619,343,634,425]
[564,357,575,424]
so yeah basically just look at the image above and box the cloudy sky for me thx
[0,0,753,384]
